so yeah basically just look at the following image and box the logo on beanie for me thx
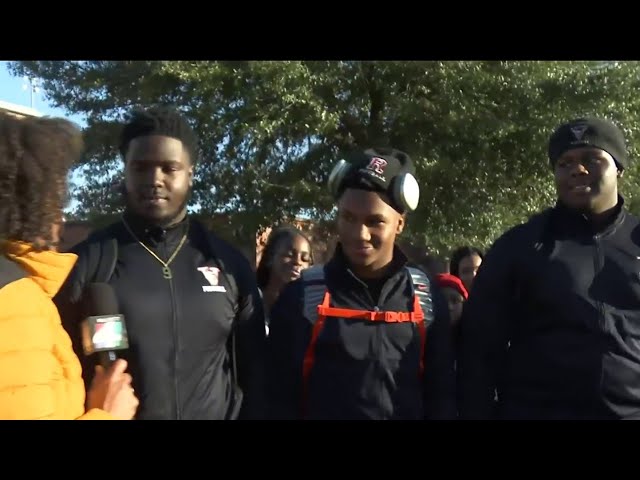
[366,157,388,176]
[570,125,588,141]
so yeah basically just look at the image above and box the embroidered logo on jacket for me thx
[197,266,227,293]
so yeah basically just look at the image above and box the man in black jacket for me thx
[267,148,455,420]
[54,106,266,420]
[458,117,640,420]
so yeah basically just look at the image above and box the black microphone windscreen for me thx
[85,283,119,316]
[81,283,128,360]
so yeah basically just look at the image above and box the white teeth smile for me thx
[571,185,591,192]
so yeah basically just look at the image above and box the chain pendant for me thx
[162,266,173,280]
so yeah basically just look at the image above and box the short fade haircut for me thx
[118,105,200,165]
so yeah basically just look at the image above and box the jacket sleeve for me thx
[266,280,308,420]
[0,280,113,420]
[233,256,268,420]
[457,226,521,420]
[422,283,457,420]
[51,314,114,420]
[77,409,114,420]
[53,240,95,392]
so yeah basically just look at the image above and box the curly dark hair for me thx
[0,112,83,248]
[256,225,314,289]
[450,246,484,278]
[118,105,200,165]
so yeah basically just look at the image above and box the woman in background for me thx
[450,246,484,294]
[434,273,469,332]
[256,225,313,334]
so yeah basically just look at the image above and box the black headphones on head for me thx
[327,158,420,213]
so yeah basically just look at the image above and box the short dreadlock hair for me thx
[0,112,83,248]
[118,106,200,165]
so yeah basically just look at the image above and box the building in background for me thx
[0,99,42,119]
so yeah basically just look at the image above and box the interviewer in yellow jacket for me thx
[0,112,138,420]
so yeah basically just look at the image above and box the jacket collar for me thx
[121,209,189,247]
[553,194,626,237]
[326,242,408,285]
[1,241,77,298]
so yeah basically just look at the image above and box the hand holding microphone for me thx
[81,283,138,419]
[86,358,139,420]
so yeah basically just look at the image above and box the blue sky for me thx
[0,61,89,212]
[0,61,202,215]
[0,61,86,127]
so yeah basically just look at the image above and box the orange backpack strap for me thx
[300,265,436,415]
[302,291,330,392]
[301,266,434,324]
[300,265,330,416]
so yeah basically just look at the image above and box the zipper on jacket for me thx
[348,269,386,414]
[169,276,181,420]
[160,229,181,421]
[360,282,380,372]
[592,233,608,412]
[372,303,385,416]
[593,235,606,330]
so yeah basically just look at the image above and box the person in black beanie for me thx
[458,117,640,420]
[266,147,456,420]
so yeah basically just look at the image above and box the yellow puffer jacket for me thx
[0,241,112,420]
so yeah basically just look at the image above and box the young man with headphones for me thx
[266,147,456,420]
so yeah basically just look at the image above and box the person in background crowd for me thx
[414,253,449,277]
[256,225,313,334]
[449,246,483,293]
[434,273,468,331]
[458,117,640,420]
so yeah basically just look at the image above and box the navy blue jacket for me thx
[267,244,455,420]
[458,197,640,420]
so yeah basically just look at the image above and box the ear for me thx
[396,214,405,235]
[618,169,624,178]
[188,164,194,188]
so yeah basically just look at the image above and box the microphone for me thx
[80,283,129,369]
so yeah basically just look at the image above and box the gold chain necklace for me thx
[121,217,188,280]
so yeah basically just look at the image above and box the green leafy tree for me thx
[11,60,640,257]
